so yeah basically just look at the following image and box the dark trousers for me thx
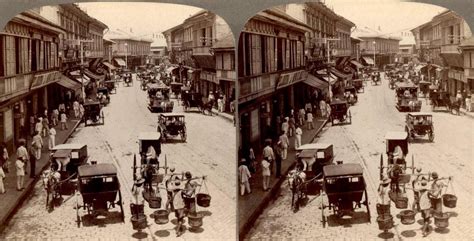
[29,155,36,178]
[275,154,282,177]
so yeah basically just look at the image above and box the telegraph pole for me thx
[79,39,93,100]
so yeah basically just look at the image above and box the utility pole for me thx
[324,38,340,101]
[79,39,93,101]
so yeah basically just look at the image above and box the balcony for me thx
[193,45,212,55]
[441,44,460,54]
[216,70,236,80]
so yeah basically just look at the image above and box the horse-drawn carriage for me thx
[405,113,434,142]
[43,144,89,211]
[122,70,133,87]
[430,90,460,114]
[418,81,431,97]
[157,113,187,142]
[82,101,104,126]
[132,132,164,191]
[395,82,422,112]
[76,163,125,227]
[343,86,358,105]
[147,83,174,112]
[352,79,364,93]
[329,99,351,125]
[371,71,381,85]
[170,82,183,98]
[97,87,110,106]
[320,163,370,227]
[288,143,334,212]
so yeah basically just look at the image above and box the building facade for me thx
[150,46,167,65]
[397,44,416,64]
[358,36,400,68]
[238,8,310,151]
[109,37,152,69]
[0,10,79,153]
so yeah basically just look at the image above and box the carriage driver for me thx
[145,145,158,165]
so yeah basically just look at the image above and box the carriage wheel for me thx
[76,199,81,227]
[428,131,434,142]
[133,154,137,181]
[379,154,384,180]
[118,190,125,222]
[364,189,371,223]
[291,189,299,213]
[348,111,352,124]
[181,127,187,142]
[102,113,105,125]
[321,193,326,227]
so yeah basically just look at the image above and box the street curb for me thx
[460,109,474,119]
[239,118,328,240]
[211,109,234,123]
[0,120,82,233]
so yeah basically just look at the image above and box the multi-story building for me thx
[459,37,474,107]
[150,46,167,65]
[398,44,416,64]
[163,10,235,103]
[354,27,400,68]
[106,30,152,70]
[212,33,235,112]
[0,10,82,153]
[412,10,472,96]
[36,4,108,76]
[238,8,310,151]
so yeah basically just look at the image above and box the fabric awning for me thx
[102,61,116,70]
[56,74,82,91]
[362,57,374,65]
[113,58,126,67]
[74,75,90,87]
[192,55,215,69]
[441,53,463,68]
[83,69,105,81]
[330,67,351,79]
[350,60,364,69]
[303,74,329,90]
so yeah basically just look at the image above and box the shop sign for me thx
[276,70,308,89]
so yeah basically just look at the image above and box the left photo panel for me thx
[0,2,236,240]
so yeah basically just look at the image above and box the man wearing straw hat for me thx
[416,178,431,237]
[183,171,201,215]
[428,172,443,215]
[377,176,391,206]
[171,178,186,237]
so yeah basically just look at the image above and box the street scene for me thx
[238,1,473,240]
[0,2,236,240]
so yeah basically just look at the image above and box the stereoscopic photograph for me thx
[0,2,236,240]
[237,1,472,240]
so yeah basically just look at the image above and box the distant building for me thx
[150,46,167,65]
[106,29,153,70]
[354,27,401,68]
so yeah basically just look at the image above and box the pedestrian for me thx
[281,117,289,134]
[295,124,303,149]
[305,102,312,113]
[32,131,43,161]
[48,124,56,150]
[79,103,85,119]
[428,172,443,215]
[238,159,252,195]
[51,109,59,126]
[165,167,177,211]
[278,131,289,160]
[58,103,66,114]
[262,139,275,174]
[60,111,67,130]
[183,171,199,215]
[288,115,295,137]
[298,108,305,126]
[248,147,256,173]
[28,143,37,178]
[411,168,423,212]
[0,143,8,194]
[35,117,43,136]
[306,111,314,130]
[377,176,391,211]
[417,178,431,237]
[465,90,471,112]
[456,90,463,106]
[325,102,332,119]
[171,179,186,237]
[388,163,402,193]
[319,99,327,118]
[41,115,49,137]
[16,139,28,191]
[217,98,223,112]
[261,157,271,191]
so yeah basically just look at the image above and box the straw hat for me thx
[134,176,145,186]
[420,179,428,189]
[431,172,439,179]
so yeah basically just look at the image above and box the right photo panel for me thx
[238,1,473,240]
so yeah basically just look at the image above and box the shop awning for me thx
[192,55,215,69]
[102,61,116,70]
[74,75,91,87]
[56,74,82,91]
[350,60,364,69]
[83,69,105,81]
[113,58,126,67]
[362,57,374,65]
[330,67,351,79]
[303,74,329,90]
[320,75,337,85]
[441,53,463,68]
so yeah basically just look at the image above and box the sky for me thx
[77,2,203,46]
[324,0,446,36]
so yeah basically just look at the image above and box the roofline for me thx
[12,11,66,35]
[61,4,108,30]
[253,8,311,33]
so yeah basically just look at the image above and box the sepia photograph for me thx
[237,1,472,240]
[0,2,236,240]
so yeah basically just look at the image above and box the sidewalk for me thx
[211,108,235,123]
[460,107,474,119]
[0,118,81,232]
[238,117,328,240]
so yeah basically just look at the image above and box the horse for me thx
[41,169,61,211]
[287,169,307,212]
[200,99,215,116]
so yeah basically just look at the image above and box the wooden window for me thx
[4,35,16,76]
[250,34,262,75]
[216,53,223,69]
[0,36,4,77]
